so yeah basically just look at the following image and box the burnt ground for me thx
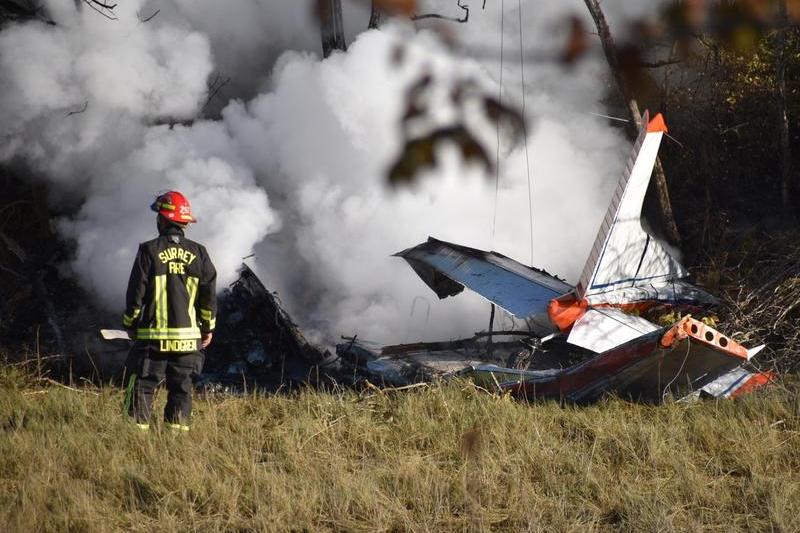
[198,264,341,392]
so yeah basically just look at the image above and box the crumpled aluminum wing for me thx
[394,237,572,318]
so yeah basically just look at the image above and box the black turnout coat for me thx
[123,225,217,353]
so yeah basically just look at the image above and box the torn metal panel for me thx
[338,337,490,386]
[573,334,748,403]
[505,330,666,402]
[506,317,754,403]
[689,367,777,399]
[567,308,660,353]
[340,314,763,405]
[470,364,562,391]
[394,237,572,318]
[584,280,718,308]
[747,344,766,360]
[336,335,580,387]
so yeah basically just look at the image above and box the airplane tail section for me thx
[576,112,688,302]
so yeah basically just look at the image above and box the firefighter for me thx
[122,191,217,431]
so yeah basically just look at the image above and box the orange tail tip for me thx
[547,294,588,332]
[646,112,668,133]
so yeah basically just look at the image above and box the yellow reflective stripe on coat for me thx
[186,276,199,329]
[135,327,201,340]
[122,308,141,327]
[154,275,168,329]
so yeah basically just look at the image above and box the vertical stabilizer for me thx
[576,112,687,299]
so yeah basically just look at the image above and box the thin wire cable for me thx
[588,111,629,123]
[517,0,533,265]
[662,339,692,402]
[491,0,505,248]
[664,131,684,148]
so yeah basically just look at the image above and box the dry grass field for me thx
[1,364,799,532]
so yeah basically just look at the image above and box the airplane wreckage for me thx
[335,112,775,403]
[104,112,774,403]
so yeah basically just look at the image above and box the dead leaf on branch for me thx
[562,16,589,65]
[374,0,416,16]
[389,70,526,187]
[483,96,525,141]
[387,125,492,186]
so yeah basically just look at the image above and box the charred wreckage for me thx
[103,112,773,403]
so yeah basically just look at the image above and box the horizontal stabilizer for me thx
[394,237,572,318]
[567,308,660,353]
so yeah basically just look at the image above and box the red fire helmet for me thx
[150,191,197,224]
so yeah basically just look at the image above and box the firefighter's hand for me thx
[201,332,213,349]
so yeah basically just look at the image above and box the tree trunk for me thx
[776,0,793,216]
[583,0,682,245]
[319,0,347,58]
[368,0,382,29]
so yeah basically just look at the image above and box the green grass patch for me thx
[1,366,799,532]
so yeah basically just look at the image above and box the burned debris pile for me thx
[201,264,337,391]
[337,335,593,388]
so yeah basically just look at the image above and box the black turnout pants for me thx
[125,344,202,425]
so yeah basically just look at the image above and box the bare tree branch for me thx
[65,100,88,117]
[584,0,682,246]
[319,0,347,57]
[0,0,55,25]
[776,0,793,215]
[202,74,231,113]
[368,0,382,29]
[137,9,160,23]
[638,58,682,68]
[412,0,469,23]
[87,0,115,9]
[82,0,116,20]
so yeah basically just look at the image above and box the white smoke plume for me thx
[230,4,632,344]
[58,122,279,308]
[149,0,371,109]
[0,0,278,309]
[0,0,665,345]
